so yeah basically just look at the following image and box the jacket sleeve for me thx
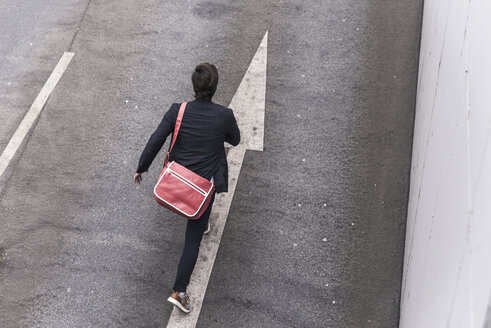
[136,104,178,173]
[225,110,241,146]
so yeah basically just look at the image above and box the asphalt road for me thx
[0,1,423,327]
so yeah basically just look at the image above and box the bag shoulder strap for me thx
[168,102,187,154]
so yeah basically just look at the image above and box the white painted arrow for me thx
[166,30,268,328]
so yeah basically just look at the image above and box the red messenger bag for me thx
[153,102,215,219]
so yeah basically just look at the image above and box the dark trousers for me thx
[173,193,216,292]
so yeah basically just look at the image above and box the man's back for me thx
[169,100,240,181]
[136,99,240,193]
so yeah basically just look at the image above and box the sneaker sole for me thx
[167,297,191,313]
[204,225,211,235]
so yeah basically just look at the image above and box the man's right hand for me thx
[133,172,142,184]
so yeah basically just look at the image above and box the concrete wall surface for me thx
[400,0,491,327]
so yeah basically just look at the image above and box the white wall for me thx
[400,1,491,327]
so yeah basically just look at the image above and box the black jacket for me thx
[136,100,240,193]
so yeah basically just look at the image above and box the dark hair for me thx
[192,63,218,101]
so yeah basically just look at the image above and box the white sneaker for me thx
[204,223,211,235]
[167,291,192,313]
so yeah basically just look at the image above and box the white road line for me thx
[166,31,268,328]
[0,52,74,179]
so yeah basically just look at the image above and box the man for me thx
[134,62,240,313]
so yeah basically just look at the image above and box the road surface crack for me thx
[68,0,93,51]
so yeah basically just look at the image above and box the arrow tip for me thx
[229,31,268,152]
